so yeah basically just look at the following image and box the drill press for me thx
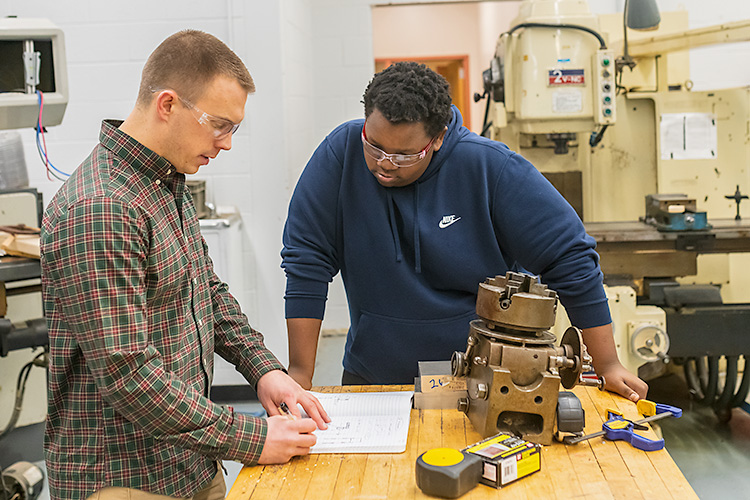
[452,272,603,445]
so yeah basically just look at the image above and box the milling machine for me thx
[477,0,750,419]
[452,272,602,445]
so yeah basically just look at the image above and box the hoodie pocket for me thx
[348,310,476,384]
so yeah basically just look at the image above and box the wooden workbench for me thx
[227,385,698,499]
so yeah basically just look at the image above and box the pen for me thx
[278,401,296,421]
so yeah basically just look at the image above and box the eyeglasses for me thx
[361,122,437,167]
[178,95,241,139]
[150,88,241,139]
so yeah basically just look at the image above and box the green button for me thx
[602,57,610,66]
[604,96,612,104]
[603,108,612,116]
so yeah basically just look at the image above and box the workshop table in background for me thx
[227,385,697,499]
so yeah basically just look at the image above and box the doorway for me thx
[375,56,471,130]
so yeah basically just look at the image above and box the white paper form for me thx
[302,391,414,454]
[660,112,717,160]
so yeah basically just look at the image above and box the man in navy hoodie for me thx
[281,62,648,402]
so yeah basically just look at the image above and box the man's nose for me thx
[216,134,233,151]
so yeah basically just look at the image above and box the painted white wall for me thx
[2,0,750,368]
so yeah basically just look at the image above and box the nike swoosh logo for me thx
[438,215,461,229]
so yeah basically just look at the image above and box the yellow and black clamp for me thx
[416,448,482,498]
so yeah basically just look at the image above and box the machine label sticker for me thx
[548,68,585,85]
[552,90,583,113]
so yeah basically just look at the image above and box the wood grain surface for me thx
[227,385,697,500]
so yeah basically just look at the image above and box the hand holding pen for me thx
[255,369,331,464]
[255,369,330,429]
[278,402,296,420]
[259,401,322,464]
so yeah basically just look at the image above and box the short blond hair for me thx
[136,30,254,106]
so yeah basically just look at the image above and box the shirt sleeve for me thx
[43,197,269,465]
[281,137,344,319]
[490,152,611,328]
[202,235,287,384]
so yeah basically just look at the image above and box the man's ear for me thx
[153,90,178,123]
[432,126,449,152]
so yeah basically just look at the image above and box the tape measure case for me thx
[464,433,542,488]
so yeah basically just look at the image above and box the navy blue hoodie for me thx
[282,106,610,384]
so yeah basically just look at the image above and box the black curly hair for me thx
[362,62,453,138]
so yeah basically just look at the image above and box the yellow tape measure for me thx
[416,448,482,498]
[422,448,465,466]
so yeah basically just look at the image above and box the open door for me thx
[375,56,471,130]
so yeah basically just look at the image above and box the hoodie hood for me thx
[416,105,470,184]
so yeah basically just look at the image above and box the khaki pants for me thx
[86,466,226,500]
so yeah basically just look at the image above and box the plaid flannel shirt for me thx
[41,120,284,500]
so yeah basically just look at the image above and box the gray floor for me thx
[645,371,750,499]
[4,332,750,499]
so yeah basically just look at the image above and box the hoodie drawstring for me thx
[413,184,421,274]
[386,190,402,263]
[385,187,422,273]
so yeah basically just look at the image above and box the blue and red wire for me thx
[35,89,70,181]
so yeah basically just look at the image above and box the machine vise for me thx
[643,194,710,232]
[452,272,602,445]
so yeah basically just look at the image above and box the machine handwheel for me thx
[630,325,669,362]
[559,327,584,389]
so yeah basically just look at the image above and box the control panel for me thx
[593,49,616,125]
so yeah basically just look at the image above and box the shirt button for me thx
[193,278,198,285]
[155,179,161,185]
[198,319,204,326]
[166,169,172,175]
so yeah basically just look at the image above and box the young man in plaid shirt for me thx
[41,30,329,500]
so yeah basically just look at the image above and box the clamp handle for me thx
[603,411,665,452]
[637,399,683,419]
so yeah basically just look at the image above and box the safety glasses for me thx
[150,87,241,139]
[177,95,241,139]
[361,122,437,167]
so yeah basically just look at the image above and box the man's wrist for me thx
[226,412,267,464]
